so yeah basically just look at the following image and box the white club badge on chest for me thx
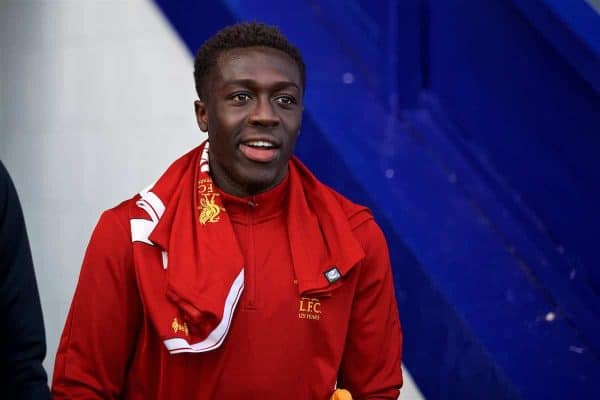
[324,266,341,284]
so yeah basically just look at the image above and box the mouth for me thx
[238,139,280,163]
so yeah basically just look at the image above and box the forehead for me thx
[213,46,302,88]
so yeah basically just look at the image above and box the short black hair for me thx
[193,22,306,100]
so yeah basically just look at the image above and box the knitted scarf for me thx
[130,140,365,354]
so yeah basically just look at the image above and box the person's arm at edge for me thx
[52,208,142,399]
[337,217,403,399]
[0,161,50,399]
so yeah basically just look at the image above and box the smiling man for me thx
[196,44,302,197]
[52,22,402,399]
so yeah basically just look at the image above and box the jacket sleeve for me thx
[0,161,51,399]
[52,209,142,399]
[337,219,403,399]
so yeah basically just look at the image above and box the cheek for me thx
[210,108,245,136]
[283,116,302,143]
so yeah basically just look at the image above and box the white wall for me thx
[0,1,423,398]
[0,0,202,376]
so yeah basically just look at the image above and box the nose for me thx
[248,96,279,127]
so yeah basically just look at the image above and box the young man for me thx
[52,22,402,399]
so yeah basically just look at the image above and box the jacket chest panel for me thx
[231,215,294,311]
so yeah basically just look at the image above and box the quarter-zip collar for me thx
[217,174,289,225]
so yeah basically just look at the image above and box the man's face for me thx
[195,46,303,197]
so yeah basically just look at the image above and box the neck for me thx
[209,163,288,198]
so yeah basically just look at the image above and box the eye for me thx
[275,95,297,106]
[230,92,252,103]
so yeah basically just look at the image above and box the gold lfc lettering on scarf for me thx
[298,297,321,320]
[171,318,189,336]
[197,178,221,225]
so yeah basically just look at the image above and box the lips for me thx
[239,139,279,163]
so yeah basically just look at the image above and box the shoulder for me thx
[79,196,143,277]
[89,195,141,248]
[324,187,392,289]
[325,186,387,253]
[105,195,140,225]
[0,161,9,193]
[0,161,18,214]
[0,161,27,250]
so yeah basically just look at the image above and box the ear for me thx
[194,100,209,132]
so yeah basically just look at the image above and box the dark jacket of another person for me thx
[0,161,50,399]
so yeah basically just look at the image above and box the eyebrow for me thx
[221,79,300,91]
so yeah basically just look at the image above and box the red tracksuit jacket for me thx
[52,177,403,399]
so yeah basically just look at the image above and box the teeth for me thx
[245,140,275,148]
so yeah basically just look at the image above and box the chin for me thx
[239,170,282,194]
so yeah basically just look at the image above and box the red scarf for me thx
[130,141,365,354]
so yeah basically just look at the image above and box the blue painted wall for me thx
[428,0,600,305]
[154,0,600,398]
